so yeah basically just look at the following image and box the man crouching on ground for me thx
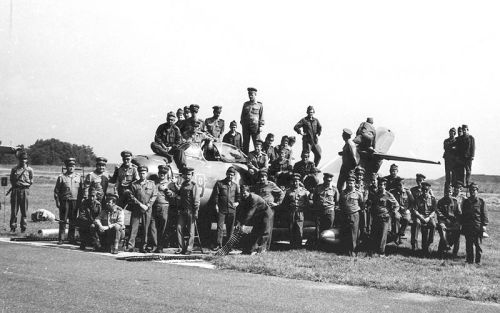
[93,193,125,254]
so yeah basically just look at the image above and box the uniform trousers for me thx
[128,208,152,250]
[343,211,360,255]
[464,228,482,264]
[242,127,261,155]
[10,188,29,231]
[289,211,304,249]
[302,139,322,167]
[217,211,235,247]
[413,218,436,254]
[371,214,390,255]
[93,224,124,249]
[177,211,195,252]
[59,199,78,241]
[150,203,169,250]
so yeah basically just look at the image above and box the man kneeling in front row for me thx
[92,193,125,254]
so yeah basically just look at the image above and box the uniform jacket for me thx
[313,183,339,212]
[154,123,182,148]
[339,189,364,214]
[283,187,310,212]
[94,205,124,229]
[252,181,284,206]
[209,178,240,214]
[443,137,456,160]
[247,151,268,171]
[268,158,292,177]
[274,145,292,161]
[222,131,243,151]
[83,171,109,199]
[54,172,82,201]
[181,117,206,135]
[236,193,271,226]
[130,179,158,211]
[110,164,139,195]
[78,199,102,224]
[436,196,461,226]
[390,188,414,211]
[414,194,437,219]
[369,190,399,217]
[293,160,316,178]
[294,117,322,144]
[456,134,475,160]
[341,139,359,169]
[240,101,264,132]
[384,175,401,193]
[10,165,34,188]
[461,196,488,232]
[205,117,225,140]
[155,178,172,205]
[178,181,200,214]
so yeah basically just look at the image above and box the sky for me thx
[0,0,499,178]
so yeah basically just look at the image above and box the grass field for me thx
[1,164,498,303]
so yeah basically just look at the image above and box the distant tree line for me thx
[0,138,96,166]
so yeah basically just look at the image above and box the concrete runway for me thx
[0,240,499,313]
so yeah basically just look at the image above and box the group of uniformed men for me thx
[7,87,489,263]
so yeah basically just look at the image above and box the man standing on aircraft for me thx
[262,133,277,162]
[93,193,125,254]
[247,140,269,178]
[443,127,457,189]
[461,183,488,264]
[150,112,187,169]
[222,121,244,151]
[338,128,358,192]
[83,157,109,205]
[294,106,322,167]
[353,117,376,151]
[368,177,399,256]
[205,106,225,141]
[127,166,158,253]
[176,167,200,255]
[235,185,273,254]
[282,174,311,249]
[453,126,464,186]
[240,87,264,154]
[456,124,475,187]
[436,186,461,256]
[312,173,339,236]
[209,167,240,251]
[54,158,82,244]
[9,151,33,233]
[413,182,437,256]
[110,150,139,207]
[339,175,364,256]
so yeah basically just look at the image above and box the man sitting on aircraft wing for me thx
[151,111,187,169]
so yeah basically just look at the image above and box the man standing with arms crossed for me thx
[240,87,264,154]
[9,151,34,233]
[443,127,457,189]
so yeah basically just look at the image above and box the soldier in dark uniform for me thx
[247,140,268,178]
[390,178,414,244]
[368,177,399,256]
[461,183,488,264]
[235,185,273,254]
[54,158,82,244]
[338,128,358,192]
[268,148,293,185]
[457,124,475,187]
[77,190,101,250]
[176,167,200,255]
[384,164,401,192]
[436,186,461,256]
[205,106,225,141]
[127,166,158,253]
[109,150,139,207]
[9,151,34,233]
[443,127,457,189]
[312,173,339,238]
[339,175,364,256]
[151,165,174,253]
[209,167,240,250]
[263,133,277,163]
[150,112,187,169]
[240,87,264,154]
[409,173,426,250]
[353,117,376,151]
[413,182,437,256]
[83,157,109,205]
[222,121,244,151]
[93,193,125,254]
[282,174,311,249]
[293,151,317,180]
[294,106,323,167]
[181,104,205,137]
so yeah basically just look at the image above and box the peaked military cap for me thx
[254,139,263,146]
[158,164,169,173]
[342,128,353,136]
[258,169,268,177]
[265,133,275,140]
[212,106,222,112]
[182,167,194,174]
[138,165,148,172]
[121,150,133,158]
[468,182,479,190]
[347,175,356,182]
[301,151,310,157]
[247,87,257,92]
[96,157,107,165]
[230,120,237,127]
[462,124,468,130]
[323,172,334,179]
[354,166,365,174]
[416,173,426,179]
[189,104,200,112]
[65,158,76,166]
[449,127,456,132]
[292,173,302,180]
[167,111,176,119]
[226,166,236,174]
[390,164,398,170]
[378,177,388,184]
[106,193,118,201]
[366,117,374,124]
[421,182,431,188]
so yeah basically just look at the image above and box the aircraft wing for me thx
[369,152,441,165]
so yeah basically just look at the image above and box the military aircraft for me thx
[132,126,440,246]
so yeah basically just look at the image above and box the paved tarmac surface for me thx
[1,240,499,313]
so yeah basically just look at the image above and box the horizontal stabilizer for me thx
[370,152,441,165]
